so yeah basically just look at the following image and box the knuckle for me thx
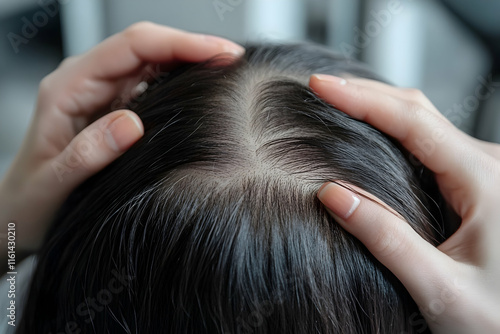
[369,222,409,259]
[39,56,80,97]
[403,99,424,117]
[38,74,53,95]
[404,88,425,100]
[410,103,449,132]
[124,21,155,39]
[59,55,79,69]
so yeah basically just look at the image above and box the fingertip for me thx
[199,34,245,56]
[124,110,144,136]
[49,110,145,189]
[309,75,350,109]
[318,182,360,220]
[310,74,347,87]
[105,110,144,152]
[317,182,331,198]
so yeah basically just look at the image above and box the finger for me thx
[309,74,476,176]
[81,21,245,80]
[47,110,144,193]
[471,137,500,161]
[346,77,445,116]
[42,22,244,114]
[317,182,457,306]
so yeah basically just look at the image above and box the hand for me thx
[0,22,244,253]
[310,74,500,334]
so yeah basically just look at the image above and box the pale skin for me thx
[0,22,244,261]
[1,20,497,332]
[311,74,500,334]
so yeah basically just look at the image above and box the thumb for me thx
[317,182,457,307]
[49,110,144,191]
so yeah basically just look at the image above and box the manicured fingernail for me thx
[201,34,245,56]
[317,183,360,219]
[312,74,347,86]
[224,43,245,56]
[106,112,144,152]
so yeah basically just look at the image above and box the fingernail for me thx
[317,183,360,219]
[312,74,347,86]
[105,112,144,152]
[201,34,245,56]
[227,45,246,56]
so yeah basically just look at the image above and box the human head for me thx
[19,42,447,333]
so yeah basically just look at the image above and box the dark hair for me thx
[19,43,450,333]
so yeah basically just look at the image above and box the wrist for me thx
[0,173,48,253]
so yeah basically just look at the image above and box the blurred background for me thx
[1,0,499,178]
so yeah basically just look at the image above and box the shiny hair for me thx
[18,43,449,333]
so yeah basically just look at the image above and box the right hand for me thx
[310,74,500,334]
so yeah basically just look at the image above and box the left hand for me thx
[0,22,245,252]
[310,74,500,334]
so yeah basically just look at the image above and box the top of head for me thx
[128,43,425,217]
[21,43,446,333]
